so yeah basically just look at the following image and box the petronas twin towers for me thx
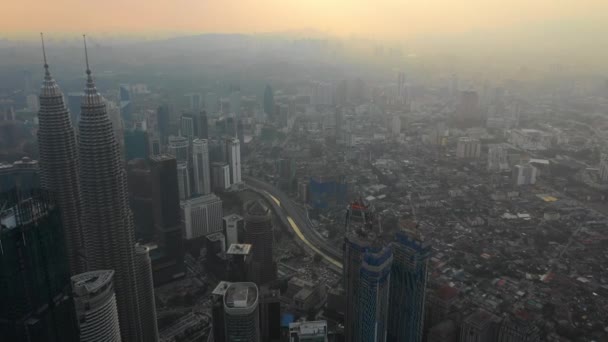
[36,35,158,342]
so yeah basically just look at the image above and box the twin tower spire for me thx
[38,34,156,342]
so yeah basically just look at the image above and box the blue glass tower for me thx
[387,231,431,342]
[358,246,392,342]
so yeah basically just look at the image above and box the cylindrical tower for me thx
[223,282,260,342]
[71,270,121,342]
[243,200,276,285]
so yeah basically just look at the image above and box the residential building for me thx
[456,137,481,159]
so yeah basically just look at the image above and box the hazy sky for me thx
[3,0,608,40]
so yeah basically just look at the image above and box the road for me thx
[244,176,343,270]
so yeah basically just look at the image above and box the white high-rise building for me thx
[487,144,509,171]
[177,162,191,200]
[181,114,195,139]
[513,163,538,186]
[71,270,122,342]
[223,213,243,248]
[168,135,189,163]
[212,162,231,191]
[192,139,211,195]
[225,138,242,185]
[456,137,481,159]
[181,193,223,239]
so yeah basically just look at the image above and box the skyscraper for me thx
[181,113,196,139]
[243,200,276,285]
[36,36,85,275]
[212,161,231,191]
[223,282,260,342]
[168,135,189,163]
[358,246,392,342]
[127,159,155,241]
[135,245,159,342]
[149,154,185,284]
[157,105,170,144]
[0,190,79,342]
[225,138,242,185]
[177,161,191,200]
[77,37,148,342]
[192,139,211,195]
[387,230,431,342]
[343,231,371,342]
[199,110,209,139]
[72,270,122,342]
[263,85,275,119]
[223,213,244,248]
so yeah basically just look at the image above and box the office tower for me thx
[387,231,431,342]
[135,245,159,342]
[226,244,253,282]
[345,199,374,232]
[289,321,328,342]
[181,193,223,239]
[168,135,189,162]
[237,119,245,147]
[119,84,132,123]
[157,105,170,144]
[0,190,79,342]
[243,200,276,285]
[513,163,538,186]
[77,40,143,342]
[150,136,161,155]
[0,157,40,193]
[343,231,370,342]
[149,154,185,284]
[456,137,481,159]
[181,113,196,139]
[263,85,275,119]
[177,162,191,200]
[497,314,540,342]
[192,139,211,195]
[199,110,209,139]
[67,92,83,126]
[212,162,231,191]
[488,144,509,172]
[223,282,260,342]
[212,281,232,342]
[225,138,242,185]
[460,309,500,342]
[187,93,202,111]
[456,90,481,126]
[36,39,85,275]
[127,159,155,240]
[259,287,281,342]
[223,213,244,248]
[358,246,392,342]
[27,93,40,111]
[124,129,150,161]
[391,115,401,136]
[71,270,122,342]
[230,86,241,116]
[205,92,218,114]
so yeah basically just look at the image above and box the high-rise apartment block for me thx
[456,137,481,159]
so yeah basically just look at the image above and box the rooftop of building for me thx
[71,270,114,295]
[227,243,252,255]
[224,282,258,309]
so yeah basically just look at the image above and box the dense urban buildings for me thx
[71,270,122,342]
